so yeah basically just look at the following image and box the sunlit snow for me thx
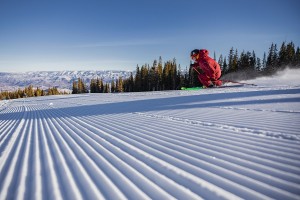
[0,68,300,199]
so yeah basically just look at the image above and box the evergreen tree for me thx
[266,43,278,73]
[233,49,239,71]
[90,79,96,93]
[262,52,267,70]
[294,47,300,67]
[104,83,110,93]
[72,81,78,94]
[149,61,157,91]
[223,58,228,74]
[228,48,238,72]
[188,62,200,87]
[171,58,177,90]
[238,50,255,71]
[273,44,279,67]
[250,51,256,70]
[239,51,248,71]
[111,78,116,93]
[117,77,123,92]
[127,73,134,92]
[183,66,190,87]
[163,61,172,90]
[286,41,295,66]
[279,41,287,66]
[256,57,262,71]
[157,56,163,90]
[77,78,85,93]
[228,47,234,72]
[115,78,119,92]
[25,85,34,97]
[77,78,83,93]
[35,87,42,96]
[98,78,104,93]
[218,54,224,71]
[141,65,149,91]
[78,78,81,93]
[177,64,184,89]
[134,65,142,92]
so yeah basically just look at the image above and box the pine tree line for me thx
[72,78,88,94]
[0,85,68,100]
[219,41,300,75]
[80,57,189,94]
[128,57,184,92]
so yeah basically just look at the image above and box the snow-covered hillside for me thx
[0,68,300,199]
[0,70,132,91]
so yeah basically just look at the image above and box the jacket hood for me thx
[199,49,209,58]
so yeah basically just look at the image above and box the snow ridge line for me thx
[116,113,300,179]
[133,112,300,141]
[145,110,300,151]
[216,106,300,114]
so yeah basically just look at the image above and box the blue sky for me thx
[0,0,299,72]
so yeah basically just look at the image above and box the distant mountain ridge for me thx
[0,70,133,91]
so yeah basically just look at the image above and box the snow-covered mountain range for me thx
[0,70,133,91]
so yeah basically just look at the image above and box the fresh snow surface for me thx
[1,68,300,200]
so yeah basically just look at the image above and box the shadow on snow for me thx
[1,88,300,121]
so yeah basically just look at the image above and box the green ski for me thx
[181,87,204,90]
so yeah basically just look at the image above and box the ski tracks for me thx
[0,88,300,200]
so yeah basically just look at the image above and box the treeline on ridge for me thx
[0,85,69,100]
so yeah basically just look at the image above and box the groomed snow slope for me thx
[1,69,300,200]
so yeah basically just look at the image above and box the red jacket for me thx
[195,49,221,80]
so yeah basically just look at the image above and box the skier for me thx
[190,49,222,87]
